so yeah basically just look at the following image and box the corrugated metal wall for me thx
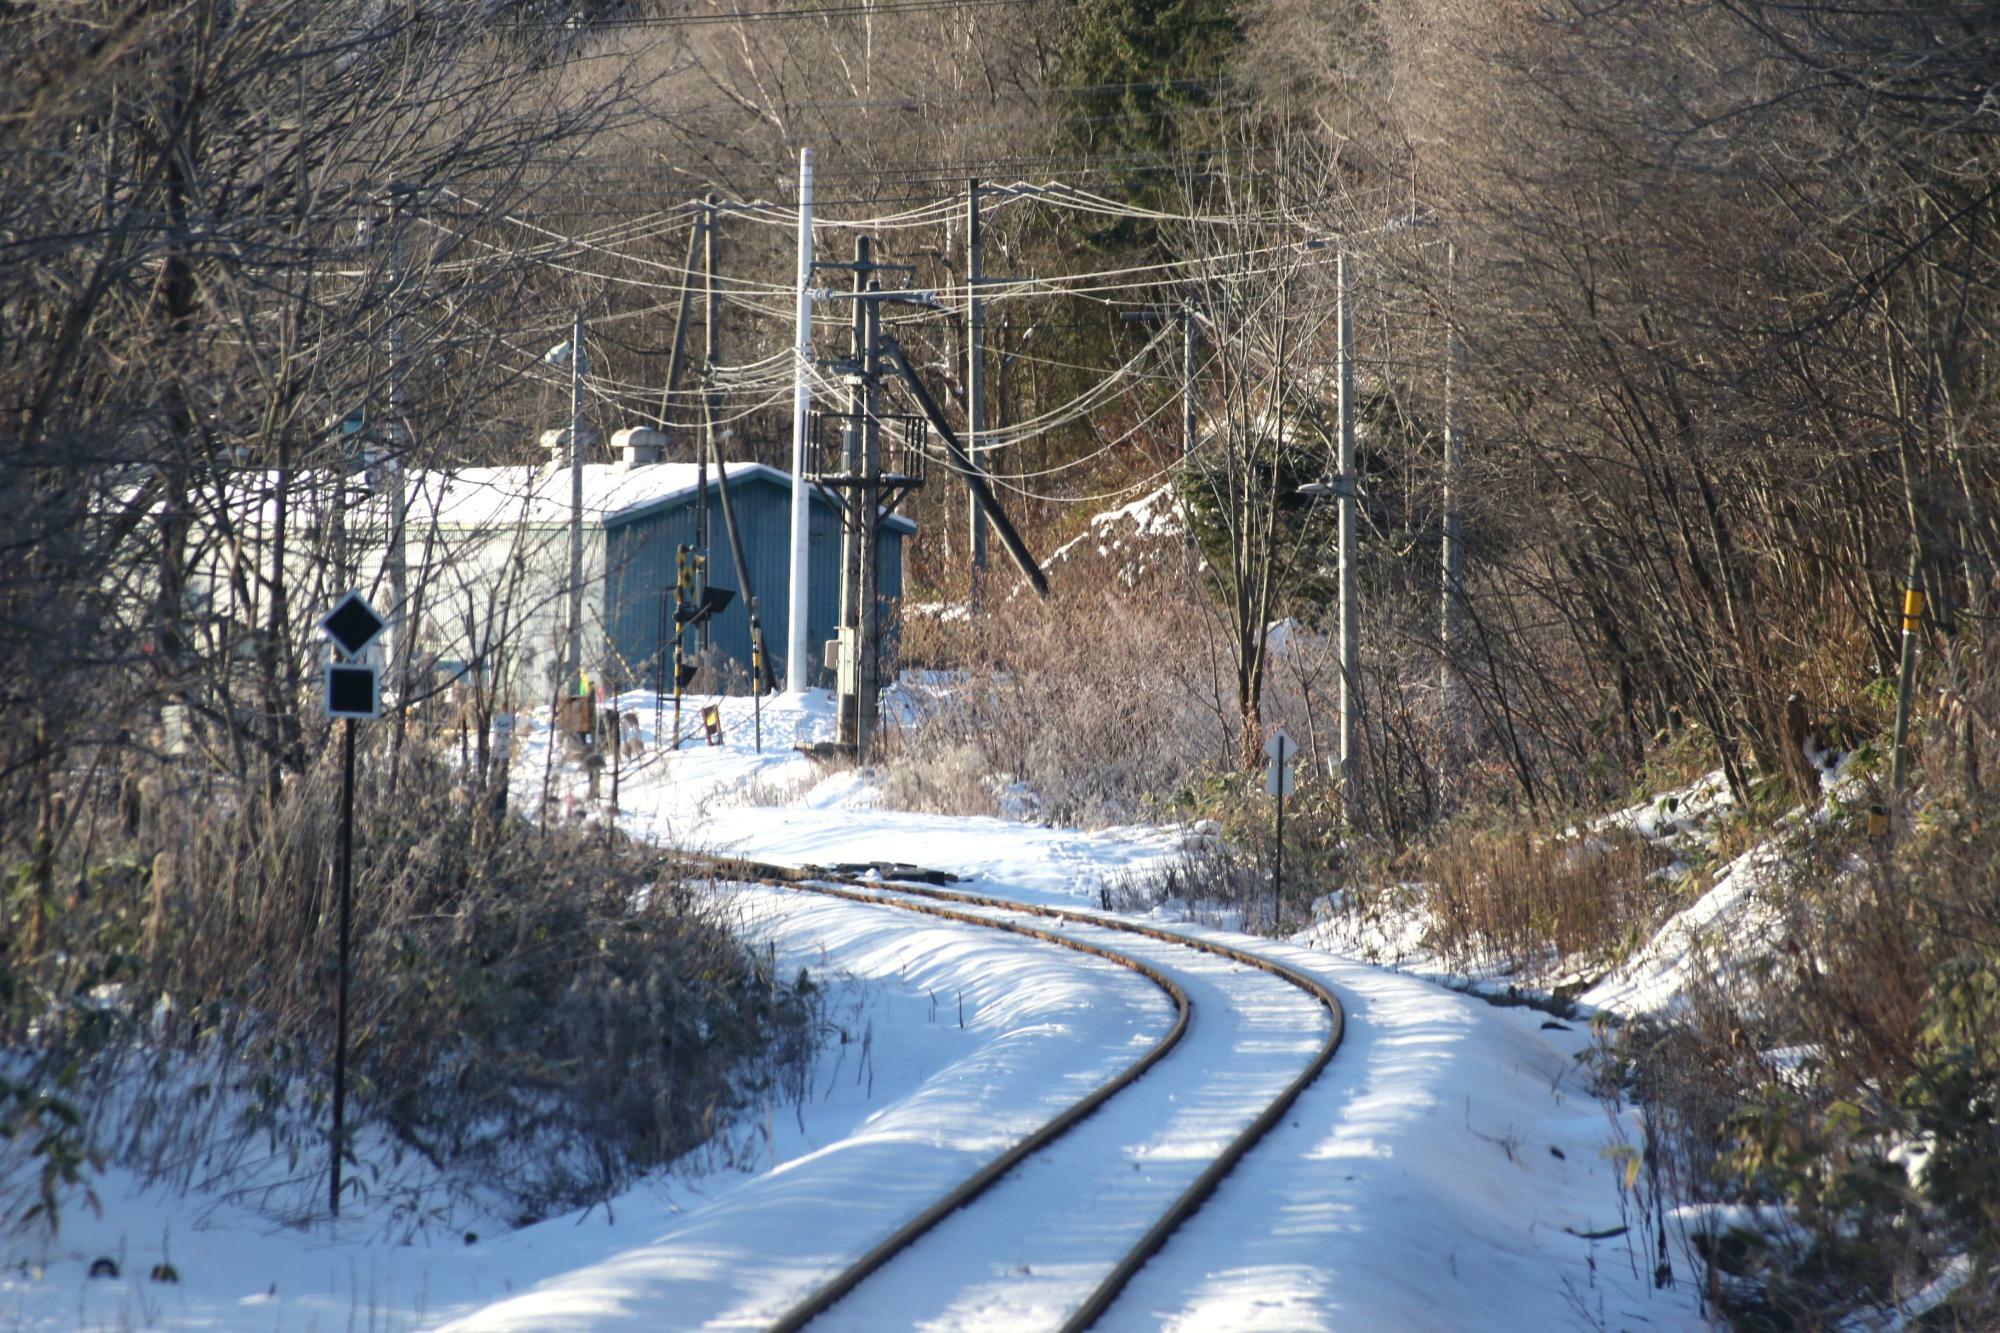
[604,474,906,691]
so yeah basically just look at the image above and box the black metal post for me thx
[673,545,690,750]
[752,612,765,753]
[1273,777,1285,932]
[331,717,356,1218]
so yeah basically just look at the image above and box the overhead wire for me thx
[417,161,1408,518]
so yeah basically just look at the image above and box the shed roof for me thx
[415,462,915,534]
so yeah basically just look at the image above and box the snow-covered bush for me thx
[1,739,817,1237]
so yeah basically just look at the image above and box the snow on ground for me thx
[1298,763,1864,1026]
[4,686,1709,1329]
[1045,485,1189,587]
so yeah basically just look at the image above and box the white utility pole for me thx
[1336,252,1358,803]
[565,311,587,691]
[786,147,815,693]
[966,178,988,583]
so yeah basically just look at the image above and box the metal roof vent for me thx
[613,426,665,469]
[540,425,599,464]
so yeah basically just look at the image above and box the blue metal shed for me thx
[601,465,914,690]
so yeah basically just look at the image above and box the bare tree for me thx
[1165,126,1347,768]
[0,0,627,944]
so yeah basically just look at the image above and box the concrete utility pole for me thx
[787,148,815,693]
[1440,242,1465,702]
[966,178,988,584]
[1336,253,1359,804]
[565,311,587,691]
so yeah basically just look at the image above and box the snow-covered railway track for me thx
[707,857,1346,1332]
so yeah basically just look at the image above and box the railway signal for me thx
[316,591,385,1221]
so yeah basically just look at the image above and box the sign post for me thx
[319,591,385,1222]
[490,712,513,817]
[1264,728,1296,930]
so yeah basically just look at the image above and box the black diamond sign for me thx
[321,592,387,658]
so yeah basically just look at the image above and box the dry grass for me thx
[2,729,817,1234]
[887,583,1233,826]
[1421,821,1676,978]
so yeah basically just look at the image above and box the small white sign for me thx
[1263,728,1296,761]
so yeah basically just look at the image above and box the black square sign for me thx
[321,592,387,658]
[325,664,380,719]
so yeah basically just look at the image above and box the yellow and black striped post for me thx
[1889,557,1924,803]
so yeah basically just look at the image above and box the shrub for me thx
[1,733,816,1235]
[887,583,1231,825]
[1422,820,1675,978]
[1612,786,2000,1327]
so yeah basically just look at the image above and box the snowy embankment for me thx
[5,688,1707,1329]
[1300,763,1856,1025]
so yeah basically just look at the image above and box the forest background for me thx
[4,1,1998,1325]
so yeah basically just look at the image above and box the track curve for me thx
[702,856,1346,1332]
[760,878,1192,1332]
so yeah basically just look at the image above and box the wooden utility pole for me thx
[699,194,719,650]
[808,241,939,756]
[1440,242,1465,706]
[657,217,701,443]
[384,196,409,711]
[857,280,883,758]
[835,237,873,751]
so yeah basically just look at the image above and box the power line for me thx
[504,0,1039,31]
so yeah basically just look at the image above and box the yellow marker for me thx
[1902,588,1925,634]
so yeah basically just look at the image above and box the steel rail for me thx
[704,856,1346,1332]
[758,876,1191,1333]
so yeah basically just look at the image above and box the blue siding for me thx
[604,474,907,691]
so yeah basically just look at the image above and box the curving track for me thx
[705,857,1346,1332]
